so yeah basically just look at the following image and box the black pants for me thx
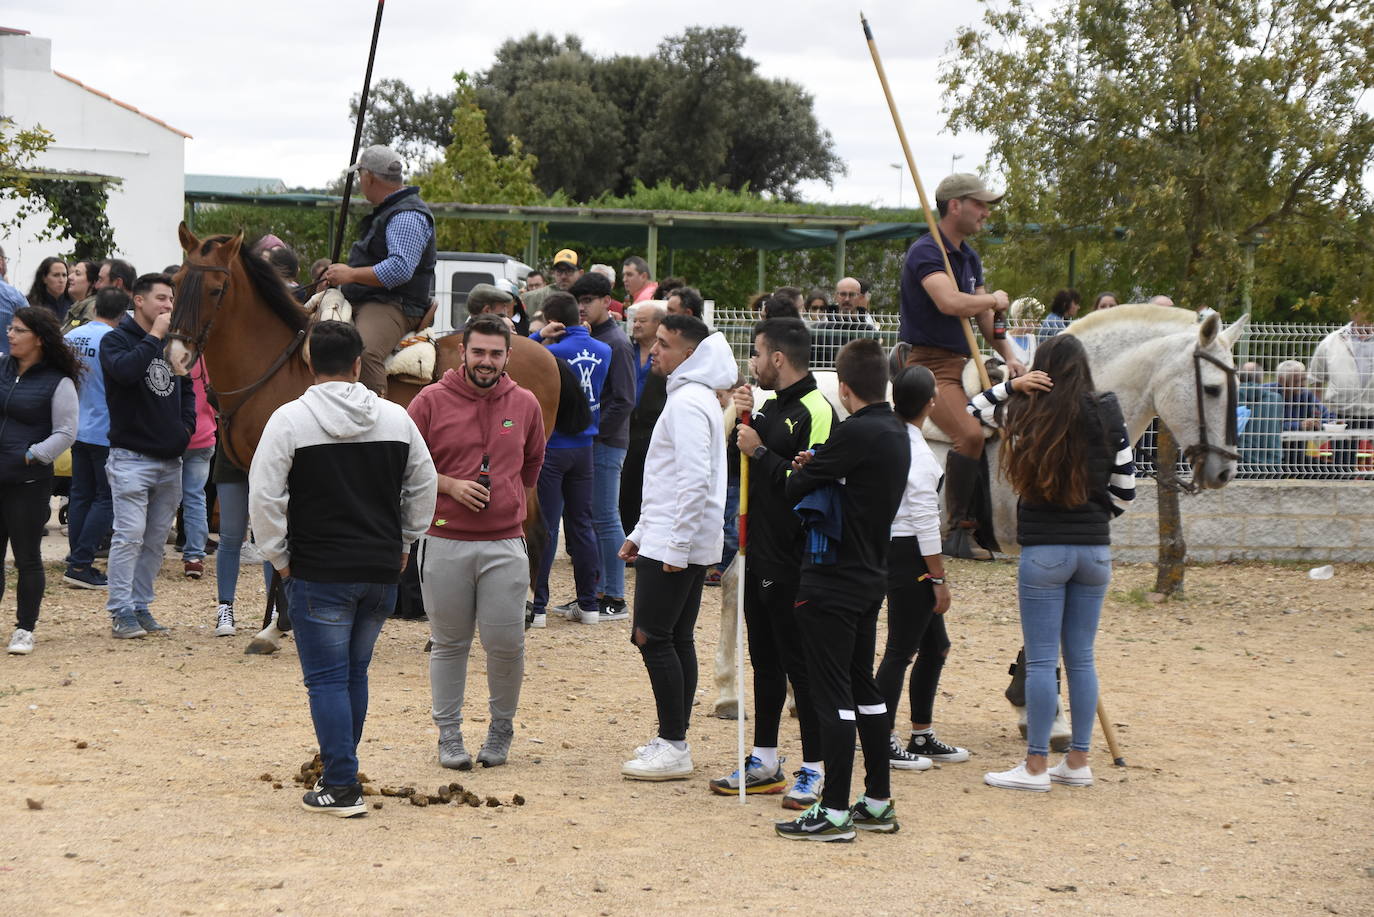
[1,479,53,632]
[744,568,822,761]
[876,537,951,728]
[632,557,707,742]
[795,586,890,811]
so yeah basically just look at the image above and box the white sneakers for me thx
[984,760,1051,792]
[621,737,693,780]
[985,757,1093,792]
[214,603,236,637]
[1048,757,1094,787]
[7,628,34,655]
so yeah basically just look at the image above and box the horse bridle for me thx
[1168,346,1240,494]
[168,260,307,471]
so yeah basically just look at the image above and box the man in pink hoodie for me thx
[406,315,546,770]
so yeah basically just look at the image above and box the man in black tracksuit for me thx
[710,318,836,808]
[776,339,910,842]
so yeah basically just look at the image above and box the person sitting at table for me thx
[1237,362,1282,476]
[1271,360,1329,469]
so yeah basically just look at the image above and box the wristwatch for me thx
[919,573,947,585]
[751,444,768,461]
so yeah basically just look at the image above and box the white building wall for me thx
[0,33,187,292]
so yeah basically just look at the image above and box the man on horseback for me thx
[899,173,1024,560]
[322,144,436,398]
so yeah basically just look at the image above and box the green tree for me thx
[942,0,1374,320]
[353,79,457,164]
[414,76,545,254]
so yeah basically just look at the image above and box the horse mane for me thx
[1066,303,1197,337]
[202,235,309,333]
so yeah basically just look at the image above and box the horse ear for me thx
[1197,312,1221,348]
[178,222,199,254]
[1219,313,1248,350]
[219,232,245,264]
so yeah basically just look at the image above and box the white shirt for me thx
[889,423,944,556]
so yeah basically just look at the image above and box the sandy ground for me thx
[2,524,1372,916]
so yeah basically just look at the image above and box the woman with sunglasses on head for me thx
[968,334,1135,791]
[2,307,82,654]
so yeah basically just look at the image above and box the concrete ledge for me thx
[1110,480,1374,563]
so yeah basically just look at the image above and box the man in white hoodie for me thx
[618,314,740,780]
[1308,300,1374,475]
[250,321,436,817]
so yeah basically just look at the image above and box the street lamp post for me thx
[890,162,902,208]
[951,153,964,174]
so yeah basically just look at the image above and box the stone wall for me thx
[1109,480,1374,563]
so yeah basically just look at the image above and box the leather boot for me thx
[942,452,995,560]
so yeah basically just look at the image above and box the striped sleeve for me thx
[967,380,1015,428]
[1108,426,1136,515]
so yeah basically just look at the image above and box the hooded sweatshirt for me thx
[406,367,546,541]
[627,332,740,568]
[101,314,196,458]
[249,381,437,584]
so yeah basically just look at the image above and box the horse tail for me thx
[552,357,593,436]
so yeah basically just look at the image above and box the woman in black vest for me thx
[966,334,1136,792]
[3,307,81,655]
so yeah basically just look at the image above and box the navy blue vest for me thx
[0,356,63,483]
[342,187,437,318]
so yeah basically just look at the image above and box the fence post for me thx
[834,231,847,282]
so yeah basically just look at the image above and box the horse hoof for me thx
[244,639,280,655]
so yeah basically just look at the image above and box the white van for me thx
[431,252,532,333]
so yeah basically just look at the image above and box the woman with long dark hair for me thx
[968,334,1135,791]
[1036,288,1080,341]
[27,257,73,325]
[878,364,970,771]
[2,307,81,654]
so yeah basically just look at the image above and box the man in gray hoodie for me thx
[618,315,740,780]
[250,321,436,817]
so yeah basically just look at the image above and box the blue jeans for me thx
[717,480,740,573]
[66,441,112,569]
[591,442,627,600]
[534,445,600,612]
[180,447,213,561]
[214,481,274,605]
[287,578,395,787]
[1018,543,1112,756]
[105,448,182,617]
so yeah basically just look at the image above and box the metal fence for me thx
[710,309,1371,480]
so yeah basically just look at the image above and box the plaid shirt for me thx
[371,193,433,290]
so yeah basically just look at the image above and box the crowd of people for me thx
[1,151,1369,836]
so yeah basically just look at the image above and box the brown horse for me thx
[166,224,565,651]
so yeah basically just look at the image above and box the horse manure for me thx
[397,786,416,797]
[512,794,526,806]
[437,786,452,802]
[449,782,462,793]
[409,794,429,807]
[356,772,369,784]
[258,773,273,782]
[380,787,401,797]
[426,795,444,805]
[372,802,383,810]
[26,798,43,810]
[272,782,283,790]
[463,791,482,807]
[75,740,88,749]
[485,796,501,808]
[361,786,378,797]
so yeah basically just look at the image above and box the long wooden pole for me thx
[1096,698,1126,767]
[330,0,387,265]
[860,12,991,390]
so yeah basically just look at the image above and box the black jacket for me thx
[744,374,837,580]
[785,401,909,600]
[591,318,636,449]
[100,315,195,458]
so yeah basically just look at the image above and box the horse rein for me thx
[1169,346,1241,494]
[168,260,307,471]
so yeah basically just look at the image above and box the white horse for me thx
[711,306,1246,717]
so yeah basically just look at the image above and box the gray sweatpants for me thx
[420,535,529,730]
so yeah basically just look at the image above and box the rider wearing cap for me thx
[323,144,436,397]
[898,173,1026,560]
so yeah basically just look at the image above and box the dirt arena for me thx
[3,532,1371,916]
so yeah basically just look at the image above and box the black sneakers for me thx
[599,596,629,621]
[907,732,971,763]
[775,803,856,842]
[849,798,900,833]
[301,783,367,817]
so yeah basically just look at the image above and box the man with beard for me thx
[406,315,547,770]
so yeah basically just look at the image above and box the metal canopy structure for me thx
[183,190,931,284]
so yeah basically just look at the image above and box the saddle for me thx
[303,289,439,385]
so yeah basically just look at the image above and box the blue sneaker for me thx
[709,755,788,795]
[134,610,168,633]
[63,566,108,589]
[111,613,147,639]
[782,767,824,810]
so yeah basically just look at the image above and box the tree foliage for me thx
[353,27,843,201]
[1,117,116,259]
[941,0,1374,321]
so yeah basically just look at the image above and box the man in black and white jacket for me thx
[250,321,436,817]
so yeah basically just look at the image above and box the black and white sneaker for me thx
[775,803,855,842]
[907,731,971,763]
[599,596,629,621]
[301,783,366,817]
[551,599,580,619]
[888,734,933,770]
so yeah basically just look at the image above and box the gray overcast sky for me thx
[8,0,993,208]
